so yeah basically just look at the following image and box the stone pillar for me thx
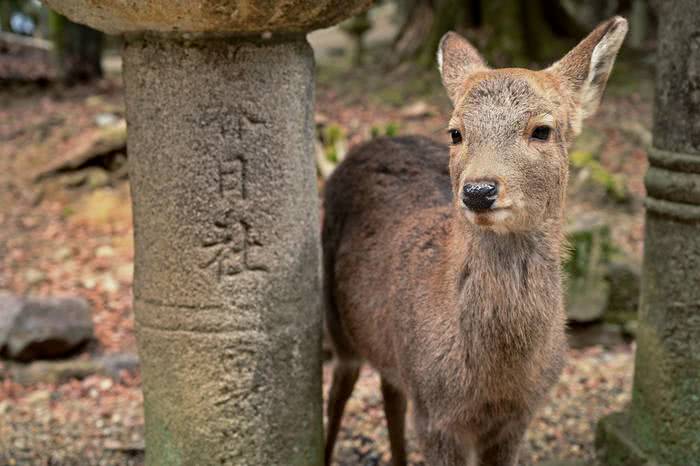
[126,36,322,466]
[42,2,372,465]
[597,1,700,465]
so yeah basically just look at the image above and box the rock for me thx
[622,319,639,338]
[567,322,628,349]
[605,259,641,324]
[61,170,90,188]
[23,268,46,285]
[98,352,140,378]
[33,119,127,181]
[8,352,139,385]
[85,167,111,189]
[0,293,24,351]
[564,216,613,323]
[0,32,56,82]
[399,100,433,119]
[2,296,94,362]
[104,438,145,452]
[95,112,119,127]
[10,359,102,385]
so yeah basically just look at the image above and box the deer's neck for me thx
[447,215,564,340]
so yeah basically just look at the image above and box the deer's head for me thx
[438,17,627,233]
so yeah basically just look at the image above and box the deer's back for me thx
[322,136,454,374]
[325,136,451,226]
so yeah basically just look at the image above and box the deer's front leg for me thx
[413,408,474,466]
[476,415,529,466]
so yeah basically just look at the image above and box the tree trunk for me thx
[416,0,475,67]
[49,11,103,84]
[395,0,576,68]
[393,0,435,63]
[1,0,14,32]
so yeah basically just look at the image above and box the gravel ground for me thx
[0,344,633,466]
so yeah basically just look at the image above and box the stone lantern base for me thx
[596,412,656,466]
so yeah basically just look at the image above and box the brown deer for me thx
[322,16,628,466]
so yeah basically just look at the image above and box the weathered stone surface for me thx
[10,358,101,385]
[5,297,93,361]
[123,35,322,466]
[42,0,374,35]
[0,32,56,82]
[596,412,653,466]
[98,352,140,378]
[567,322,627,349]
[598,1,700,464]
[604,259,640,324]
[564,216,612,323]
[34,119,127,181]
[8,352,139,385]
[2,295,94,362]
[41,1,374,463]
[0,292,23,350]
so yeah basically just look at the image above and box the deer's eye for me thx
[531,125,551,141]
[448,129,463,145]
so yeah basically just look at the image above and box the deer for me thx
[322,16,628,466]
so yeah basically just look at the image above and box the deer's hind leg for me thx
[380,377,408,466]
[324,360,361,466]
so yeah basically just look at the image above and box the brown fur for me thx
[323,17,627,466]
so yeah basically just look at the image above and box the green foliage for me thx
[384,122,399,137]
[570,150,627,202]
[321,124,346,163]
[371,122,400,139]
[564,223,616,280]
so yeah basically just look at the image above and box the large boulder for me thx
[0,294,94,362]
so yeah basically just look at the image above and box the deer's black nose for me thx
[462,182,498,211]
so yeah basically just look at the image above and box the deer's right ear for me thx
[546,16,628,135]
[438,32,488,104]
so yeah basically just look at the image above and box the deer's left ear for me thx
[438,31,489,104]
[547,16,628,134]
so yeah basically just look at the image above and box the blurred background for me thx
[1,1,655,465]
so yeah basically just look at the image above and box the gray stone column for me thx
[42,2,372,465]
[126,36,321,466]
[596,1,700,465]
